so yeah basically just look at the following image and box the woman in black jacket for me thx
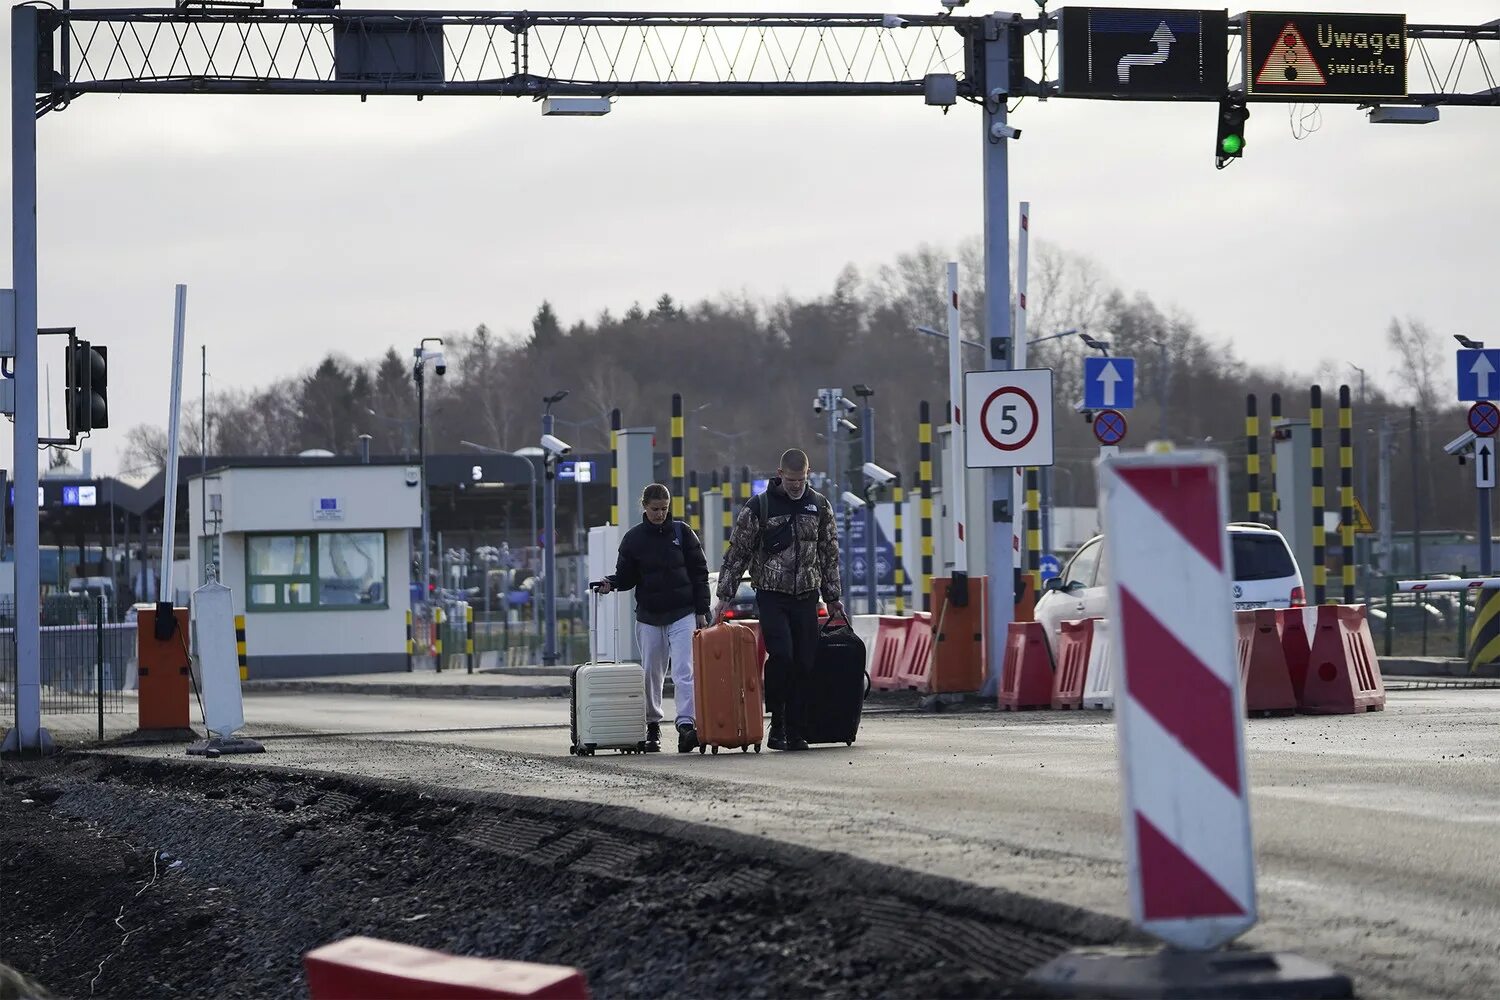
[596,484,710,752]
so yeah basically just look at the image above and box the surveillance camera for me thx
[423,349,447,376]
[540,433,573,457]
[1444,430,1478,457]
[812,395,826,414]
[881,14,907,28]
[838,397,858,413]
[940,0,969,8]
[838,418,859,435]
[862,462,896,486]
[990,122,1022,141]
[841,491,867,509]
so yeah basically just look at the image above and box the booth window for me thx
[246,532,387,610]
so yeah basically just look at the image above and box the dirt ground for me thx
[2,752,1125,999]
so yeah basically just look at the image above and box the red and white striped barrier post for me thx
[1027,448,1353,997]
[1103,452,1255,948]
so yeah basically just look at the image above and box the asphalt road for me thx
[116,687,1500,998]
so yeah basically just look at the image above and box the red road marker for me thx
[1099,451,1257,950]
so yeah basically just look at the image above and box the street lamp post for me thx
[412,337,445,611]
[1142,335,1170,441]
[698,425,751,469]
[541,390,569,665]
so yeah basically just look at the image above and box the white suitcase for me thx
[570,590,648,756]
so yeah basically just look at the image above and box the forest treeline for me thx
[121,240,1470,530]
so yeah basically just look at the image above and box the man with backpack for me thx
[596,483,710,753]
[713,449,845,752]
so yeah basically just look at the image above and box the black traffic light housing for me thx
[65,338,108,434]
[1215,94,1250,169]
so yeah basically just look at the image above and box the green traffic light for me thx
[1221,134,1244,155]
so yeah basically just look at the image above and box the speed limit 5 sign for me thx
[964,368,1054,468]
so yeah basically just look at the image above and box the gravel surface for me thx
[2,753,1127,999]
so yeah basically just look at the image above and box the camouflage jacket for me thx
[716,479,842,603]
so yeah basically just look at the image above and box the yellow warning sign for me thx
[1352,498,1375,535]
[1255,23,1327,88]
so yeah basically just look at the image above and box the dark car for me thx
[711,570,829,621]
[721,573,759,620]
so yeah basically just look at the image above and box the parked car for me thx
[1034,522,1305,651]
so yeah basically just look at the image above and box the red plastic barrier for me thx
[895,612,934,690]
[1050,619,1094,710]
[1278,607,1313,702]
[999,621,1053,711]
[305,937,590,1000]
[1235,609,1298,716]
[1302,605,1386,715]
[869,616,912,691]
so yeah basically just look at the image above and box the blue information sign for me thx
[1083,356,1136,410]
[1457,349,1500,402]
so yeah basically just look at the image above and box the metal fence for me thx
[0,595,138,740]
[1374,578,1474,659]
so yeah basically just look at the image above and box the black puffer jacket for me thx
[607,516,710,626]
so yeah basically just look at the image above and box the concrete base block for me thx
[1024,946,1354,999]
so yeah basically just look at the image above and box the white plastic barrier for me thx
[1081,617,1115,710]
[850,614,881,672]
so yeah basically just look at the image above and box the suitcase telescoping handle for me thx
[588,581,621,664]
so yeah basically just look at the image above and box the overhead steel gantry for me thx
[26,7,1499,113]
[6,6,1498,753]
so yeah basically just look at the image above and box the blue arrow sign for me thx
[1084,356,1135,410]
[1040,554,1062,582]
[1458,349,1500,402]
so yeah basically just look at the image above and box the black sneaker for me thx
[767,714,786,750]
[646,722,661,753]
[772,728,809,752]
[677,723,699,754]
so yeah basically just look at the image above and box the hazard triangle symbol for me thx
[1352,498,1375,534]
[1256,23,1327,88]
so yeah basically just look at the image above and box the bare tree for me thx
[1385,317,1443,413]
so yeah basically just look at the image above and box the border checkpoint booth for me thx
[187,462,420,679]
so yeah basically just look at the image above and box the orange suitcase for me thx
[692,622,765,754]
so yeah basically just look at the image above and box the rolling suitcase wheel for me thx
[698,744,706,754]
[754,744,761,753]
[711,745,719,754]
[741,745,747,753]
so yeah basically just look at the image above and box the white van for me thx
[1034,522,1305,650]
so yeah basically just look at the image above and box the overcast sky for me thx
[3,0,1495,477]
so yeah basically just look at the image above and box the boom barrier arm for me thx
[1398,579,1500,593]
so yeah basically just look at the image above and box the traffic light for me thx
[1215,95,1250,169]
[65,340,108,433]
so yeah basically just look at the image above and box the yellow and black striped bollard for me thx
[1310,386,1326,605]
[918,400,934,614]
[466,604,476,674]
[405,609,414,672]
[1339,384,1355,604]
[893,476,906,615]
[671,394,685,520]
[609,408,621,526]
[235,614,249,681]
[1245,394,1261,521]
[1469,591,1500,672]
